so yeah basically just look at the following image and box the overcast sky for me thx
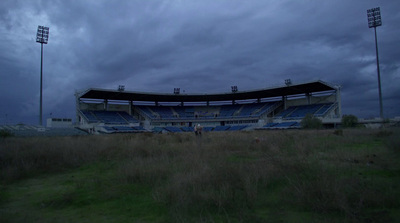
[1,0,399,125]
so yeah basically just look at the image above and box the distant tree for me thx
[341,114,358,128]
[301,114,323,129]
[0,129,13,138]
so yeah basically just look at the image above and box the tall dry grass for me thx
[1,128,399,222]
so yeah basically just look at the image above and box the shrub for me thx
[341,114,358,128]
[0,130,13,138]
[300,114,323,129]
[333,129,343,136]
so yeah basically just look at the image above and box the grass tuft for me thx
[0,129,399,222]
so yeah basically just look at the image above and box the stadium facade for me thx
[75,80,341,134]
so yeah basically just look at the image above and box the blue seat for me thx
[203,127,214,132]
[264,123,278,128]
[228,125,247,131]
[164,126,182,133]
[181,127,194,132]
[274,122,298,128]
[214,126,230,131]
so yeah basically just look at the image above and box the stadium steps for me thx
[253,102,278,116]
[81,110,100,123]
[145,107,159,118]
[234,105,245,116]
[282,107,297,118]
[90,111,101,122]
[284,104,329,119]
[238,103,263,117]
[117,112,139,123]
[134,106,158,119]
[92,111,128,124]
[274,105,294,118]
[314,103,335,117]
[134,107,153,119]
[263,101,283,116]
[170,107,180,118]
[152,106,176,119]
[276,103,330,119]
[252,103,269,116]
[314,105,325,116]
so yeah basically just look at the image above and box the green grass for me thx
[1,128,399,222]
[0,162,168,223]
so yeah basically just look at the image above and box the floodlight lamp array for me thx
[174,88,180,95]
[36,26,49,44]
[118,85,125,92]
[231,86,238,93]
[367,7,382,28]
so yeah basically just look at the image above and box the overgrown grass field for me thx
[1,129,399,222]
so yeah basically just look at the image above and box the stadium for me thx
[75,79,342,134]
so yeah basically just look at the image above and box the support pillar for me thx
[335,86,342,118]
[129,101,133,115]
[306,92,311,105]
[104,99,108,111]
[282,96,287,110]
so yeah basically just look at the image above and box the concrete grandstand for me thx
[75,80,342,134]
[0,124,88,137]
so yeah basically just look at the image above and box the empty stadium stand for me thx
[133,102,280,121]
[164,126,183,133]
[76,80,341,133]
[314,103,335,117]
[219,105,241,117]
[276,103,334,119]
[81,110,139,124]
[81,110,99,123]
[262,122,300,129]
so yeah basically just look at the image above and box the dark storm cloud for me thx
[0,0,399,124]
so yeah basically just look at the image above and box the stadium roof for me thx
[78,80,338,103]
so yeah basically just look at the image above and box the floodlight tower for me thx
[36,25,49,126]
[367,7,383,119]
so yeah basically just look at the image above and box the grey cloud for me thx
[1,0,400,124]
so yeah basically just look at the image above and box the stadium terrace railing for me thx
[81,110,140,125]
[275,103,334,120]
[261,121,300,129]
[314,103,335,117]
[101,125,146,134]
[81,110,101,123]
[134,102,281,122]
